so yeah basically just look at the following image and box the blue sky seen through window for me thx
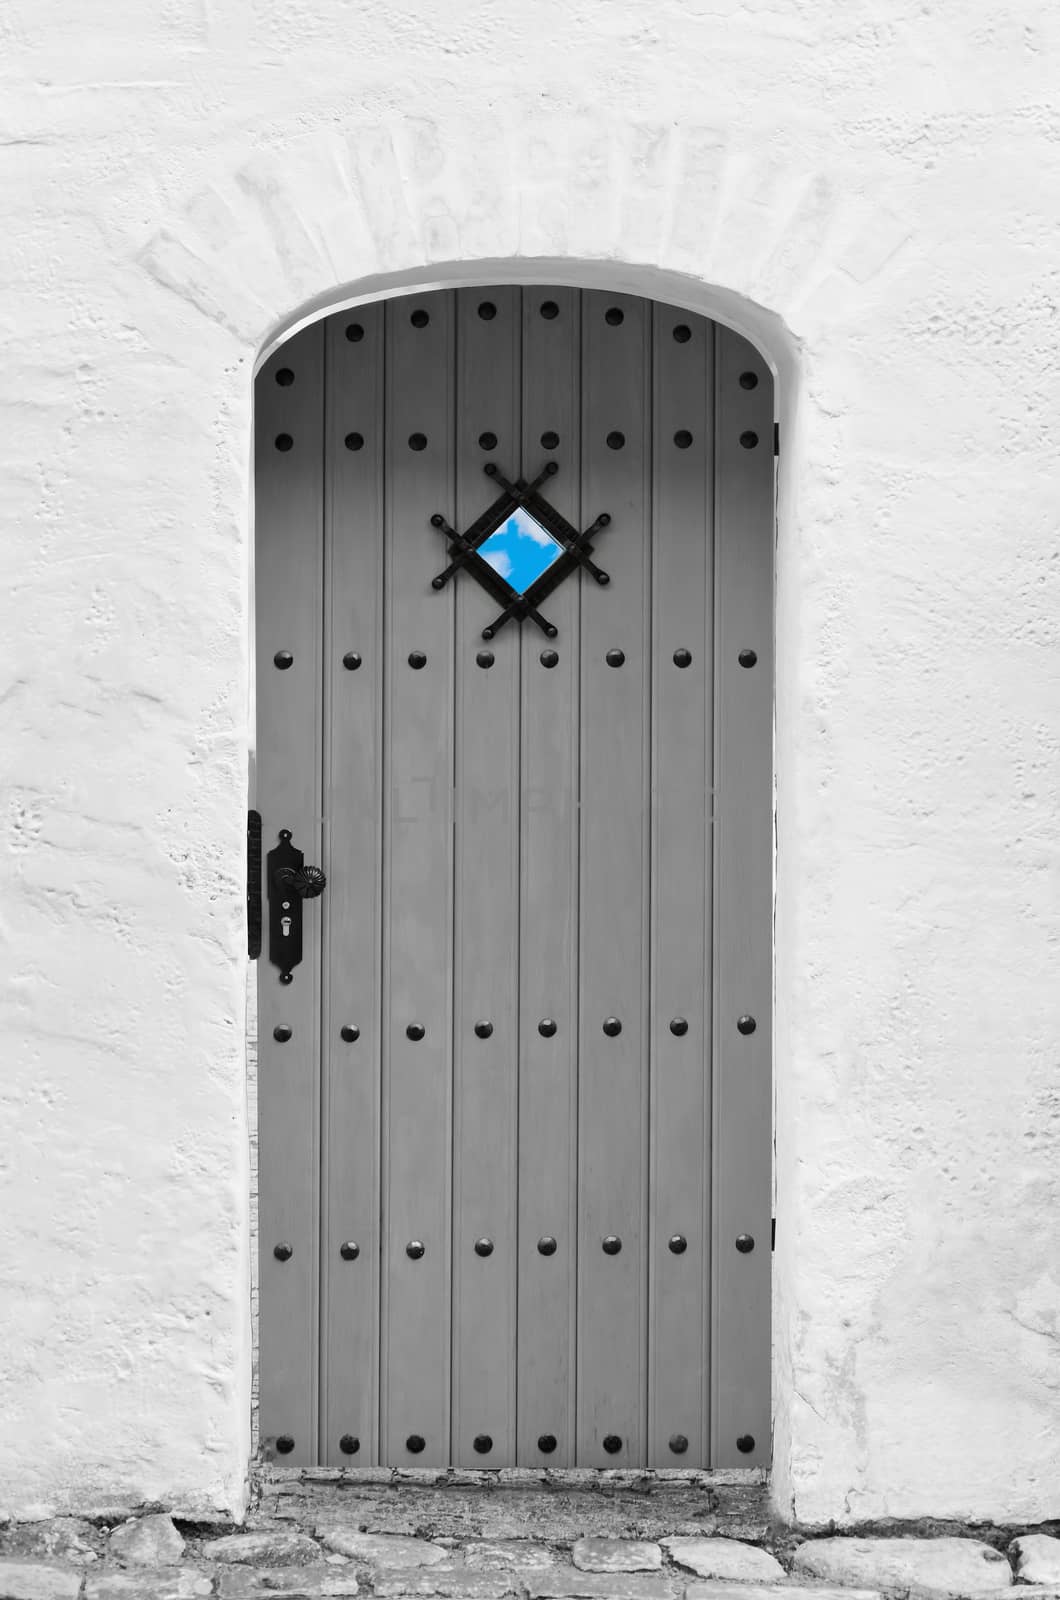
[477,507,564,594]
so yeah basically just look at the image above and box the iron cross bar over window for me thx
[430,460,612,639]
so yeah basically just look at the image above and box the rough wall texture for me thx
[1,0,1058,1528]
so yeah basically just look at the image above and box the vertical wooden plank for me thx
[255,323,325,1466]
[712,326,774,1467]
[577,290,651,1465]
[321,304,384,1465]
[451,287,521,1466]
[381,291,455,1466]
[648,305,714,1467]
[517,285,582,1466]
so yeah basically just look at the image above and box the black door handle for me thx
[267,830,325,982]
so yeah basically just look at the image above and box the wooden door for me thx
[254,287,773,1470]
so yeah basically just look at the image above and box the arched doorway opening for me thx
[251,283,774,1469]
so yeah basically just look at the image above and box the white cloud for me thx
[482,547,513,580]
[512,509,556,548]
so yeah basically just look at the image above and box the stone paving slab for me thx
[461,1545,557,1572]
[527,1571,680,1599]
[216,1565,361,1597]
[684,1587,885,1600]
[791,1538,1012,1597]
[1013,1539,1060,1587]
[106,1514,185,1568]
[0,1561,84,1600]
[664,1539,786,1582]
[572,1539,663,1573]
[205,1533,323,1566]
[84,1569,214,1599]
[316,1534,448,1568]
[372,1566,524,1598]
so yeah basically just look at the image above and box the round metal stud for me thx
[605,648,625,668]
[477,300,497,320]
[537,1433,557,1453]
[340,1024,360,1042]
[674,430,694,449]
[473,1433,493,1453]
[273,1242,293,1261]
[346,322,364,342]
[668,1234,687,1255]
[275,1435,295,1455]
[279,972,293,986]
[410,309,430,328]
[406,1434,426,1453]
[735,1234,755,1253]
[276,368,294,386]
[474,1237,494,1257]
[604,307,624,326]
[739,431,759,450]
[540,650,559,669]
[479,431,498,451]
[603,1434,622,1454]
[538,1235,557,1256]
[474,1020,494,1039]
[669,1434,689,1454]
[407,1022,425,1040]
[406,1240,425,1259]
[540,300,559,320]
[275,433,293,451]
[739,370,758,390]
[274,650,293,670]
[540,430,559,450]
[602,1017,622,1037]
[344,654,364,675]
[602,1235,622,1255]
[339,1434,360,1455]
[408,433,428,451]
[737,1014,757,1035]
[673,324,692,343]
[606,431,625,450]
[739,648,757,668]
[737,1434,755,1454]
[538,1018,557,1036]
[340,1241,360,1261]
[670,1017,688,1036]
[273,1024,292,1043]
[476,650,495,669]
[673,648,692,668]
[408,651,427,670]
[345,432,364,451]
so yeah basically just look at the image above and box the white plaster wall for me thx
[1,0,1058,1527]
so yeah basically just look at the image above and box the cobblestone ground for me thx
[1,1474,1058,1600]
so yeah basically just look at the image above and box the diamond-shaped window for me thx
[476,507,564,596]
[429,460,611,639]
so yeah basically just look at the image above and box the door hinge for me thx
[774,422,780,457]
[247,809,262,960]
[771,1217,776,1251]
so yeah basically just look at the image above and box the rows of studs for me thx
[271,306,761,458]
[276,647,759,671]
[271,1000,759,1454]
[272,1428,756,1458]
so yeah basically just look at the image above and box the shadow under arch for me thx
[255,256,798,399]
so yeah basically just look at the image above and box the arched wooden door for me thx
[253,287,773,1469]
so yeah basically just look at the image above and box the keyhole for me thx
[281,916,292,937]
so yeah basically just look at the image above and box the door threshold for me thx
[257,1464,769,1488]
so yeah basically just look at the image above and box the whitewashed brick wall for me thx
[1,0,1058,1527]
